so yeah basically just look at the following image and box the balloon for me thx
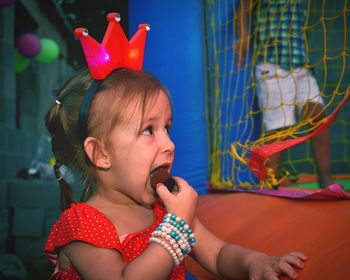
[16,33,41,58]
[0,0,15,9]
[15,51,30,73]
[35,38,59,63]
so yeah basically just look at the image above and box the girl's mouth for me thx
[150,166,177,193]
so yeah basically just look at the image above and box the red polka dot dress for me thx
[45,202,186,279]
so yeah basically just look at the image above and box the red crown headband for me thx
[74,12,150,142]
[74,12,150,80]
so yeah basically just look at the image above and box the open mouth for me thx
[150,166,178,193]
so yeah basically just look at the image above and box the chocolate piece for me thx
[151,167,177,193]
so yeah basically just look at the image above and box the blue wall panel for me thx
[129,1,209,193]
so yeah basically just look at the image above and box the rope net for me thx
[204,0,350,189]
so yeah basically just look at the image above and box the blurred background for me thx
[0,0,349,279]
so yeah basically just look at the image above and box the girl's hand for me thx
[155,176,197,226]
[247,251,307,280]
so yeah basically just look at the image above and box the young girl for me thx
[44,12,306,280]
[45,67,306,280]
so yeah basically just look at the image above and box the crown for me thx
[74,12,150,80]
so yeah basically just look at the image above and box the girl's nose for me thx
[162,138,175,154]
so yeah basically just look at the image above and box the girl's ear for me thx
[84,137,111,169]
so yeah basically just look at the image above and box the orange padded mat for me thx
[186,193,350,279]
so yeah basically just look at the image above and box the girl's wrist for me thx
[149,212,197,267]
[245,251,268,272]
[170,210,195,227]
[161,213,196,249]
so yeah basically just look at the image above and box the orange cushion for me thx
[186,193,350,279]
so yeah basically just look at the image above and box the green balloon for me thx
[35,38,59,63]
[15,51,30,73]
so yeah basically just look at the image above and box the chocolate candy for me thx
[150,167,178,193]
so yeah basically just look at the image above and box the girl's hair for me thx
[45,68,168,210]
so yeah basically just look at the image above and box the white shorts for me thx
[255,63,324,131]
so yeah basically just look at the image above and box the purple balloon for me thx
[0,0,15,9]
[17,33,41,58]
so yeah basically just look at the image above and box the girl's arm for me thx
[190,218,307,279]
[60,240,176,280]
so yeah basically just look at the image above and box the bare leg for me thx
[263,128,286,188]
[266,152,282,189]
[311,130,334,187]
[302,102,334,188]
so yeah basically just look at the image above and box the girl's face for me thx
[107,90,175,205]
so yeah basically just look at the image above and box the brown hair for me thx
[45,68,168,210]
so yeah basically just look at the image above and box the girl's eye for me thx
[165,125,172,134]
[142,126,153,135]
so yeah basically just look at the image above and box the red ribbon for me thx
[248,89,350,181]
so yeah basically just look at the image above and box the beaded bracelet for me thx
[151,230,185,262]
[149,213,197,267]
[149,236,180,266]
[156,222,191,255]
[162,213,197,248]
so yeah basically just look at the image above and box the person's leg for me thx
[266,151,283,188]
[255,63,296,187]
[297,68,334,188]
[300,102,334,187]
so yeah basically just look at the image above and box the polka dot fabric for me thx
[45,202,185,279]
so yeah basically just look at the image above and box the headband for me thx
[74,12,150,142]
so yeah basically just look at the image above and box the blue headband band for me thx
[78,80,102,142]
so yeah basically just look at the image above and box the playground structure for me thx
[189,1,350,278]
[203,0,350,190]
